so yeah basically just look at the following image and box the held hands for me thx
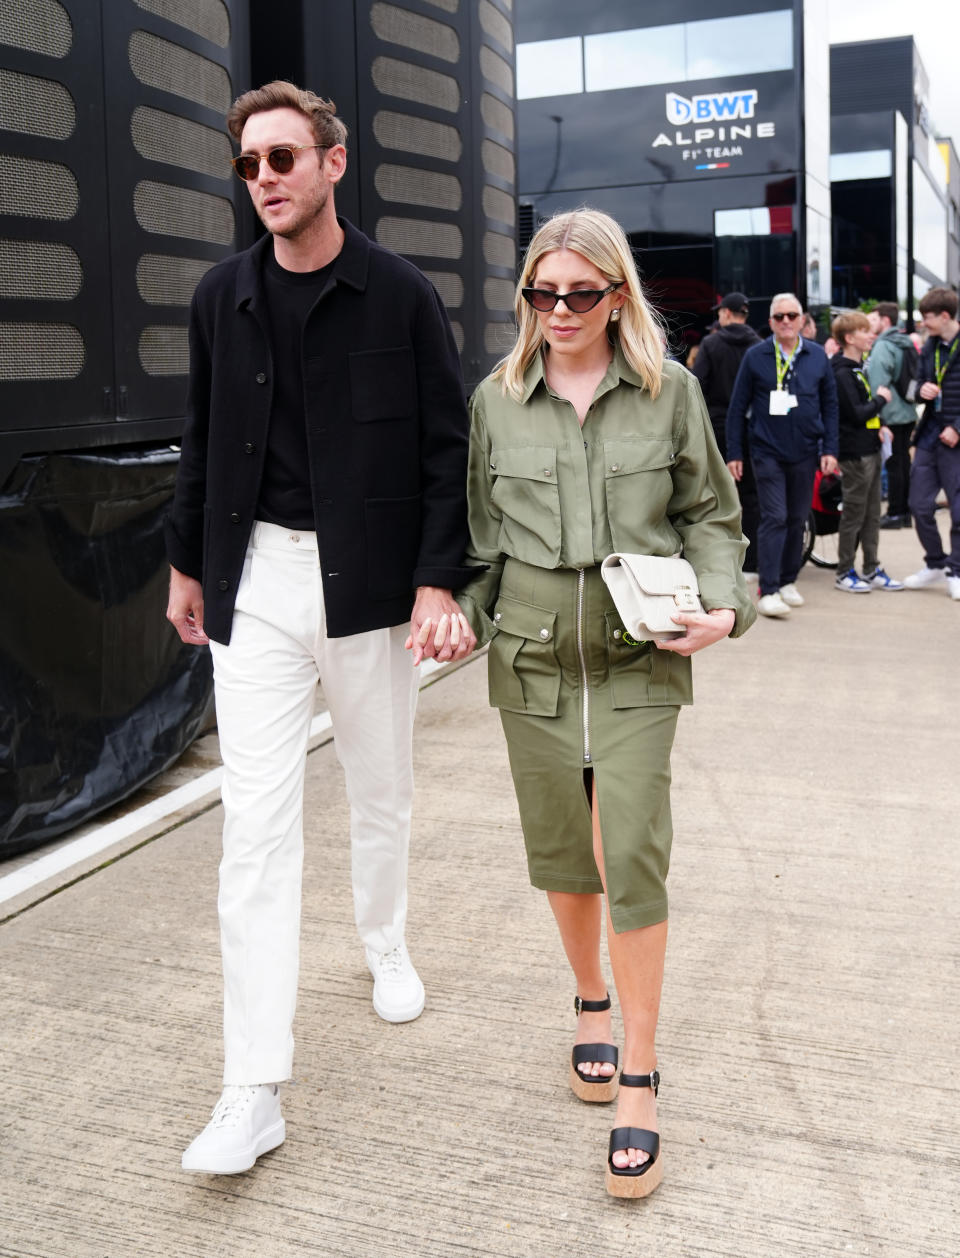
[405,586,477,665]
[167,566,210,645]
[919,381,940,402]
[656,607,735,657]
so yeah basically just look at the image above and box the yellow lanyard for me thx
[855,368,881,429]
[775,339,799,390]
[935,336,959,386]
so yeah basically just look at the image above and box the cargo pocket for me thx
[603,439,676,553]
[604,609,654,708]
[487,595,560,716]
[489,446,561,566]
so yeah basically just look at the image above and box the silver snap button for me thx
[290,533,300,543]
[494,612,502,622]
[544,469,552,477]
[539,628,549,640]
[613,629,622,639]
[610,463,620,472]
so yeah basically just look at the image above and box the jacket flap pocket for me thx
[490,445,557,483]
[491,595,557,641]
[603,439,674,476]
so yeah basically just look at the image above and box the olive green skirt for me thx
[488,559,691,934]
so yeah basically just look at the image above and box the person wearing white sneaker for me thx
[778,582,804,607]
[907,288,960,598]
[864,566,904,591]
[835,568,872,593]
[757,591,791,617]
[182,1085,285,1175]
[166,82,477,1171]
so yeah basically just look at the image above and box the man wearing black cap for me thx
[692,292,761,571]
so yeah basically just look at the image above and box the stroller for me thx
[801,468,842,569]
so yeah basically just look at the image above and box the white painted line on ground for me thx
[0,657,445,907]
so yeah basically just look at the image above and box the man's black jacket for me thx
[691,322,762,454]
[831,353,882,460]
[165,219,473,643]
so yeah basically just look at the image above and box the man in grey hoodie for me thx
[865,301,917,527]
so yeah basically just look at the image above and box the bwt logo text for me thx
[666,90,758,125]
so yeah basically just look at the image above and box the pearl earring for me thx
[610,308,621,323]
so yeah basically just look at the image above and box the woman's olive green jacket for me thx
[457,347,757,673]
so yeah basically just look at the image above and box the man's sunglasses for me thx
[771,311,802,322]
[231,143,325,181]
[521,282,623,313]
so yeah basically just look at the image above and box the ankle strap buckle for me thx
[574,993,611,1015]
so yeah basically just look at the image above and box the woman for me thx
[456,210,755,1197]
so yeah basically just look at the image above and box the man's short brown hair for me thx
[918,286,958,319]
[874,302,900,326]
[226,80,348,150]
[831,310,870,345]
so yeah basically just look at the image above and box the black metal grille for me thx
[483,229,514,269]
[482,183,514,227]
[371,3,460,62]
[0,153,77,220]
[371,56,460,113]
[128,30,231,113]
[376,216,463,258]
[372,109,462,160]
[138,324,189,376]
[481,90,513,140]
[131,105,232,179]
[0,239,82,300]
[136,253,214,306]
[479,44,512,96]
[481,138,513,182]
[134,179,235,244]
[422,269,464,307]
[375,163,462,210]
[133,0,230,48]
[0,320,83,380]
[0,67,75,140]
[0,0,72,59]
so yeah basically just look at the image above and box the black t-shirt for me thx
[255,248,335,529]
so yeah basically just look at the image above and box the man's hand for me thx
[821,454,838,474]
[405,586,477,665]
[876,385,892,403]
[726,460,743,482]
[880,425,893,443]
[940,425,959,448]
[167,566,209,645]
[656,608,735,658]
[919,381,940,402]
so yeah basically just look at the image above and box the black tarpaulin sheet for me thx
[0,448,212,857]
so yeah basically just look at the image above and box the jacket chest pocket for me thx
[348,347,416,421]
[603,439,675,552]
[489,445,561,566]
[487,595,560,716]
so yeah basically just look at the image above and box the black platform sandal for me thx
[569,994,619,1103]
[605,1070,662,1198]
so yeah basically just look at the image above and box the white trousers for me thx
[208,521,418,1084]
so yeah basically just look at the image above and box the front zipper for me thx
[576,567,591,764]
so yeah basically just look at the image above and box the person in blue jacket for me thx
[726,292,839,618]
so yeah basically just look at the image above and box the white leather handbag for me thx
[600,553,703,643]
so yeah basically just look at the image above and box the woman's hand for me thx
[655,608,735,657]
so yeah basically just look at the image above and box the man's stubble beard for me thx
[261,178,330,241]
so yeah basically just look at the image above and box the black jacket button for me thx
[230,512,240,523]
[255,372,267,384]
[217,578,229,591]
[244,442,255,454]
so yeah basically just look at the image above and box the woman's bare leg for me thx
[592,781,667,1168]
[546,889,616,1080]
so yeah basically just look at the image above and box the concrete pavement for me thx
[1,523,958,1258]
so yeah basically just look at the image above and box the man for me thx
[902,287,960,599]
[726,293,839,618]
[165,81,476,1174]
[865,301,916,528]
[691,292,762,572]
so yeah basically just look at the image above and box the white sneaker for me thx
[181,1084,285,1174]
[948,575,960,601]
[903,566,947,589]
[778,583,805,607]
[365,941,425,1023]
[835,569,872,594]
[757,592,791,618]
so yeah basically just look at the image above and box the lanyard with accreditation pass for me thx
[933,336,959,412]
[770,337,801,416]
[854,368,881,429]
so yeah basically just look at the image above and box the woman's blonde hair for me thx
[493,208,665,400]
